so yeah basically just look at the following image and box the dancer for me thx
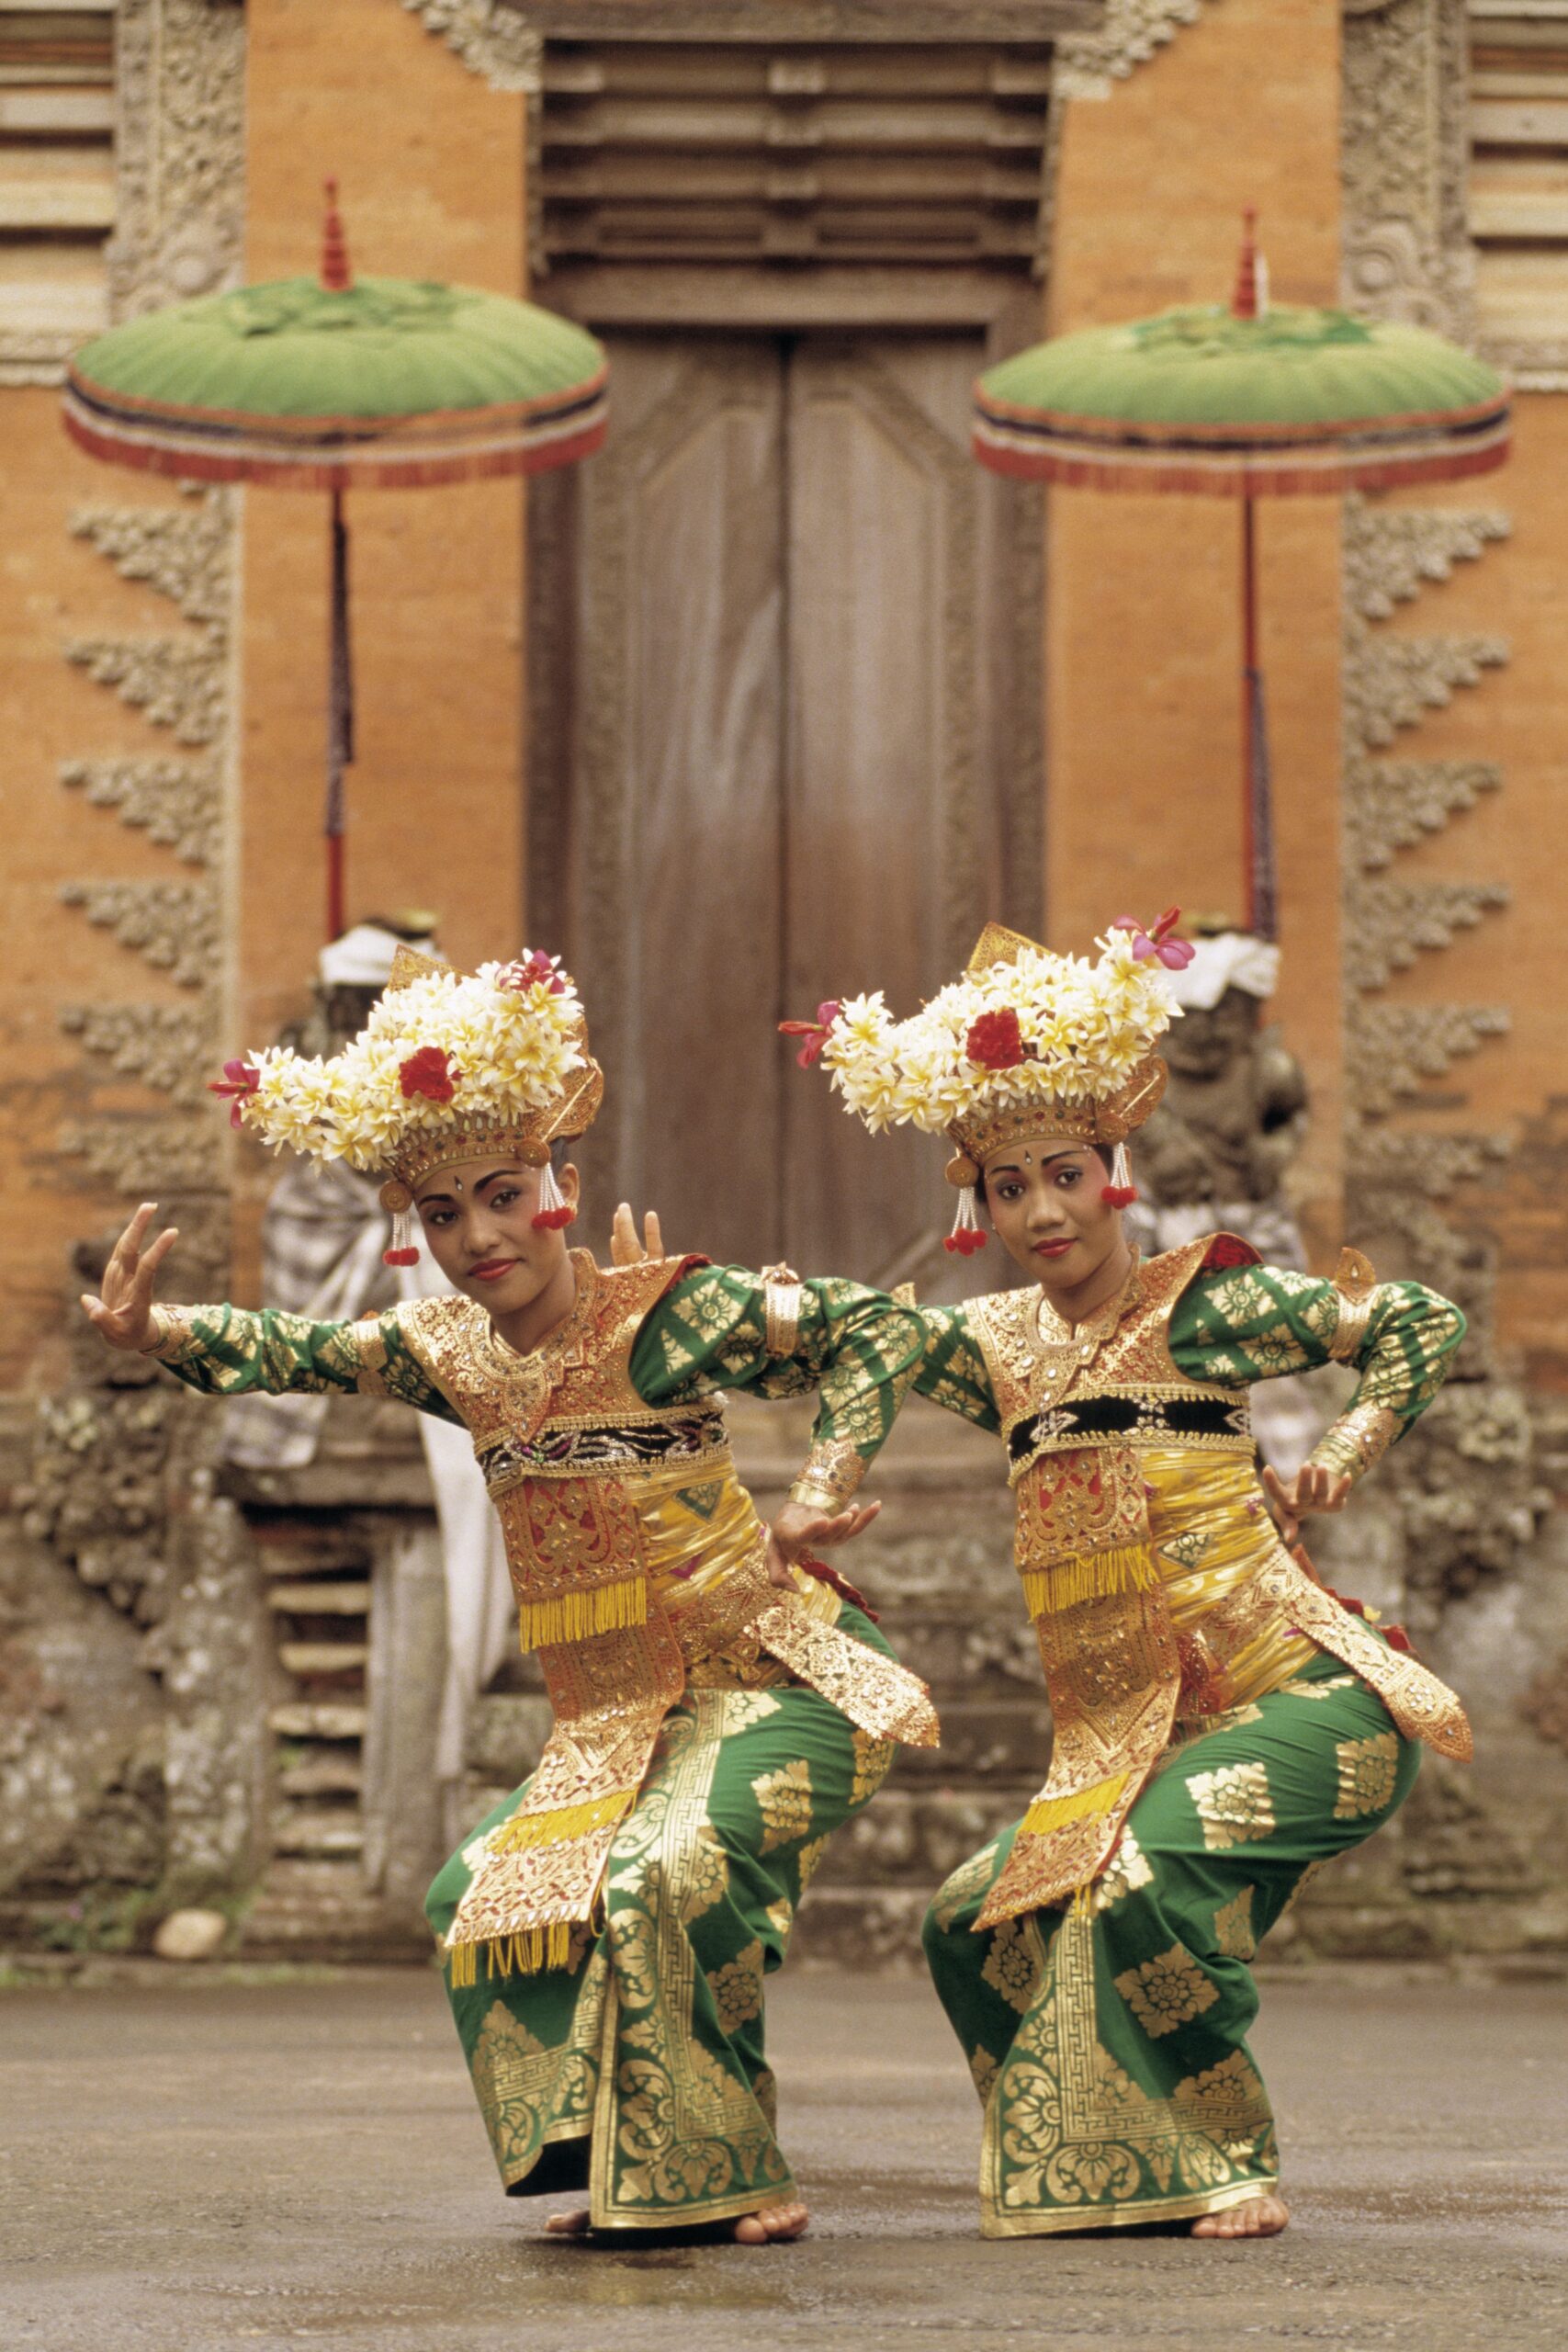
[83,946,937,2242]
[784,915,1470,2240]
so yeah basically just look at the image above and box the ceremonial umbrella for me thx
[63,185,608,938]
[972,216,1510,936]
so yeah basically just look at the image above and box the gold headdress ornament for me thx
[210,944,602,1265]
[781,911,1190,1255]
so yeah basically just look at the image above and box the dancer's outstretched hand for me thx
[1262,1461,1351,1549]
[611,1202,664,1265]
[80,1202,179,1352]
[765,1498,882,1591]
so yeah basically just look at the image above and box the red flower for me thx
[778,1000,841,1069]
[208,1059,260,1130]
[498,949,566,997]
[400,1046,458,1102]
[965,1008,1025,1070]
[942,1227,988,1257]
[1113,905,1196,972]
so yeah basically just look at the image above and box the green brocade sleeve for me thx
[629,1264,925,1509]
[1168,1260,1465,1484]
[909,1302,1003,1435]
[144,1301,462,1424]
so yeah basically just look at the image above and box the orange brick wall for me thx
[233,0,531,1287]
[1352,403,1568,1387]
[0,403,201,1386]
[1043,0,1345,1261]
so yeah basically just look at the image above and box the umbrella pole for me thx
[325,486,353,941]
[1239,492,1279,941]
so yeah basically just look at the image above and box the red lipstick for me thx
[468,1258,517,1283]
[1033,1238,1075,1260]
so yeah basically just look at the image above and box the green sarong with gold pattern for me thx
[923,1647,1419,2236]
[426,1605,896,2231]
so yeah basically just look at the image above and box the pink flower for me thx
[208,1059,260,1130]
[779,1000,841,1069]
[1112,906,1195,971]
[497,949,566,996]
[400,1046,458,1102]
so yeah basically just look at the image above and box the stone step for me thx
[272,1807,365,1859]
[267,1581,372,1614]
[267,1702,367,1740]
[279,1642,369,1676]
[241,1861,428,1963]
[277,1751,364,1798]
[817,1782,1038,1889]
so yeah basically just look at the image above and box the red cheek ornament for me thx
[530,1156,576,1232]
[1100,1140,1138,1212]
[379,1178,421,1267]
[942,1151,988,1255]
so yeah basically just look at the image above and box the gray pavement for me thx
[1,1964,1564,2352]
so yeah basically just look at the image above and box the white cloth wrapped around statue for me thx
[220,922,512,1792]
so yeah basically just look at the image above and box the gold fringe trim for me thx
[1021,1770,1132,1841]
[1021,1545,1157,1618]
[446,1923,574,1984]
[484,1788,637,1856]
[516,1576,647,1652]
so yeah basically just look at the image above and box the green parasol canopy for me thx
[971,216,1511,935]
[62,185,607,938]
[974,299,1508,496]
[63,199,606,488]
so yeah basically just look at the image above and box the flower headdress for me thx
[211,945,602,1265]
[782,914,1190,1254]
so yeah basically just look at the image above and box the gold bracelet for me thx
[1327,1246,1378,1364]
[761,1262,804,1358]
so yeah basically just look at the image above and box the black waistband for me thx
[481,1401,730,1489]
[1009,1391,1252,1466]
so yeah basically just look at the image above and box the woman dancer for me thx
[784,915,1470,2241]
[83,945,936,2243]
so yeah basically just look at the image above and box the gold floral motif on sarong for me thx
[1333,1730,1401,1819]
[982,1905,1277,2236]
[796,1833,831,1889]
[1213,1886,1258,1960]
[751,1759,814,1852]
[931,1839,1002,1931]
[1092,1829,1155,1914]
[850,1729,896,1807]
[706,1940,764,2035]
[591,1700,795,2227]
[1113,1942,1220,2040]
[469,1951,610,2186]
[1187,1760,1276,1852]
[981,1916,1045,2014]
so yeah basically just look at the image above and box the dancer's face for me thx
[414,1156,579,1315]
[982,1140,1122,1295]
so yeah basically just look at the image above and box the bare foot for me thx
[1191,2192,1289,2240]
[732,2199,809,2245]
[545,2200,809,2244]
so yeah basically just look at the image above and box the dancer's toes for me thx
[1191,2192,1289,2239]
[734,2199,808,2244]
[544,2208,592,2237]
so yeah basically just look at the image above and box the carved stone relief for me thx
[399,0,542,91]
[109,1,247,319]
[59,758,220,869]
[1340,0,1474,342]
[1053,0,1211,102]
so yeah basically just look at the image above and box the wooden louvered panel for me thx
[538,40,1051,273]
[0,3,115,368]
[1471,3,1568,356]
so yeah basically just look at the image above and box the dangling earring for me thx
[531,1157,576,1232]
[1100,1141,1138,1211]
[380,1179,420,1267]
[944,1180,987,1257]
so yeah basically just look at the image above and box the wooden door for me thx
[526,332,1042,1283]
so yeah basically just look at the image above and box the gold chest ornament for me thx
[965,1238,1471,1928]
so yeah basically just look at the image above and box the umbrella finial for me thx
[321,177,353,294]
[1231,207,1262,321]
